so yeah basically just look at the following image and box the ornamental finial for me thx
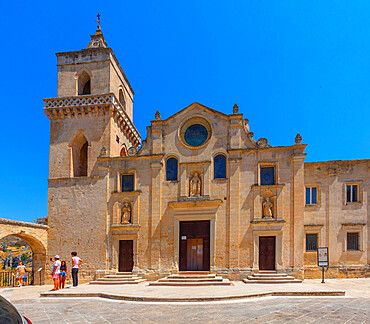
[233,103,239,114]
[155,110,161,120]
[295,133,302,145]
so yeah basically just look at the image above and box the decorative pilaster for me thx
[150,162,163,270]
[292,154,306,270]
[228,157,242,268]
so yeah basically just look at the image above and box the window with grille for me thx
[121,174,134,192]
[306,187,317,205]
[347,232,359,251]
[346,185,359,203]
[306,234,318,251]
[260,167,275,185]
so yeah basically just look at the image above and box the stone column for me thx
[150,162,162,271]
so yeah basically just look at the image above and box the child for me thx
[22,269,28,286]
[59,261,68,289]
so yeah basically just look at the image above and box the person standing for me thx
[59,261,68,289]
[15,261,26,287]
[50,255,61,291]
[70,252,83,288]
[22,269,28,286]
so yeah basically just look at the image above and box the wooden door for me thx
[119,240,133,272]
[259,236,275,270]
[179,221,210,271]
[187,238,203,271]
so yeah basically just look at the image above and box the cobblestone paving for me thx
[14,297,369,324]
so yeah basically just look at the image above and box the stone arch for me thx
[0,231,47,285]
[75,68,92,95]
[69,130,89,177]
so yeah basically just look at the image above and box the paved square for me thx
[1,279,369,323]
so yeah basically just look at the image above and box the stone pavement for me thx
[0,279,369,323]
[38,279,357,301]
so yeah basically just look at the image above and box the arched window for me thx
[166,157,178,181]
[72,133,88,177]
[119,89,126,109]
[214,154,226,179]
[78,71,91,95]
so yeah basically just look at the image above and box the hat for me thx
[54,255,60,259]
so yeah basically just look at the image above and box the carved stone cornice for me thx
[43,93,141,147]
[168,199,222,210]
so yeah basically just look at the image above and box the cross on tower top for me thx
[95,13,101,27]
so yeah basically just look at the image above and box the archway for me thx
[0,233,46,285]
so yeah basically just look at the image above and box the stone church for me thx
[44,26,369,281]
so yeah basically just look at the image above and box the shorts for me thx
[23,278,27,283]
[59,272,67,278]
[52,273,59,279]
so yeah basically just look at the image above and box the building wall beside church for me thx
[304,160,369,278]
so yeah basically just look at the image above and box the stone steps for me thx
[243,272,302,284]
[90,273,146,285]
[149,272,232,286]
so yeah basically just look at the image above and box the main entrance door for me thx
[259,236,275,270]
[179,221,210,271]
[119,240,133,272]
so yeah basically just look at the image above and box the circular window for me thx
[184,124,208,147]
[178,116,212,149]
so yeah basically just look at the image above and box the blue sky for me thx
[1,1,369,222]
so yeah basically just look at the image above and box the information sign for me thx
[317,247,329,267]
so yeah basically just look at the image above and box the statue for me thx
[190,172,201,197]
[262,197,273,218]
[121,202,131,224]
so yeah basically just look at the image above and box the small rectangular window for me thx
[121,174,134,192]
[260,167,275,185]
[306,234,318,251]
[346,185,359,203]
[347,232,359,251]
[306,187,317,205]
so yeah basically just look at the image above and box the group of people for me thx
[15,261,29,287]
[50,252,83,291]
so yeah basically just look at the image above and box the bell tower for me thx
[44,24,140,178]
[44,23,141,273]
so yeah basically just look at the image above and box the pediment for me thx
[162,102,230,124]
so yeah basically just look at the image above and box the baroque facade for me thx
[44,27,369,281]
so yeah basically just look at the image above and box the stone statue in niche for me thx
[189,172,201,197]
[121,202,131,224]
[262,197,273,218]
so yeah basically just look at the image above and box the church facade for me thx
[44,27,369,281]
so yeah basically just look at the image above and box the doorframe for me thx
[252,230,283,271]
[174,215,215,271]
[112,235,138,273]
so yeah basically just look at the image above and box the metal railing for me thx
[0,271,34,287]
